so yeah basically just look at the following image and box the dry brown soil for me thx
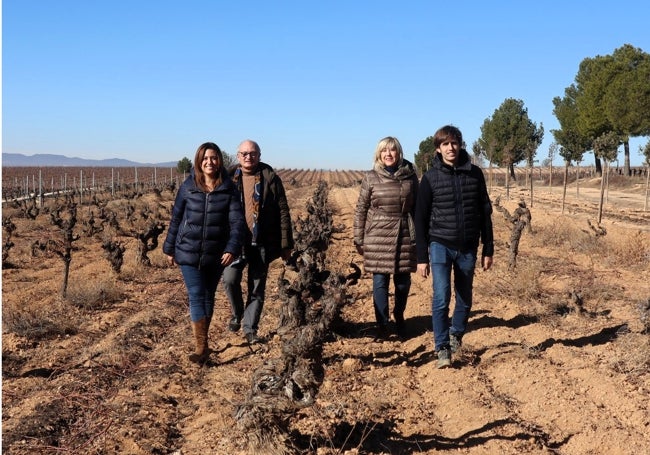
[2,173,649,454]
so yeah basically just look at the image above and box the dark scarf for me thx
[232,167,262,246]
[385,165,398,175]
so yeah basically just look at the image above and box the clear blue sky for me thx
[3,1,650,170]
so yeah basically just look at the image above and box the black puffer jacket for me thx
[163,169,245,267]
[414,150,494,263]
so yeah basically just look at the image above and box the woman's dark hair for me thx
[433,125,463,150]
[193,142,223,191]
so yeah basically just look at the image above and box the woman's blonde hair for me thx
[373,136,403,167]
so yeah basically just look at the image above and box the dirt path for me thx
[318,184,650,454]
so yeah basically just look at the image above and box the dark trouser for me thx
[372,272,411,325]
[222,245,269,336]
[429,242,477,351]
[179,263,224,322]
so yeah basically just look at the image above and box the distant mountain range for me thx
[1,153,177,168]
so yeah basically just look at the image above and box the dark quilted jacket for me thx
[354,159,418,274]
[163,169,245,267]
[228,162,294,262]
[414,150,494,263]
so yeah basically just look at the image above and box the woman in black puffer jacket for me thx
[163,142,245,363]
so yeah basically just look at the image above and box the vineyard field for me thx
[2,169,649,454]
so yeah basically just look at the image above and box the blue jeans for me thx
[372,272,411,325]
[179,263,225,322]
[222,245,269,335]
[429,242,477,351]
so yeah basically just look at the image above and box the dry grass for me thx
[602,230,650,268]
[531,217,602,255]
[506,260,544,303]
[476,259,545,310]
[65,276,123,310]
[2,297,83,340]
[610,332,650,377]
[483,214,649,354]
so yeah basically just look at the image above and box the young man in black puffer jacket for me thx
[414,125,494,369]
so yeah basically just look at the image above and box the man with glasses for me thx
[223,139,294,344]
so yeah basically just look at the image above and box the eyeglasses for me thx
[238,152,258,158]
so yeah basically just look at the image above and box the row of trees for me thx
[414,43,650,184]
[552,44,650,177]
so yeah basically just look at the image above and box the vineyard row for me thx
[2,165,648,204]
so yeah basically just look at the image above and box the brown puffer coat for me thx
[354,159,418,274]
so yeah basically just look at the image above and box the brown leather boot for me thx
[189,317,209,363]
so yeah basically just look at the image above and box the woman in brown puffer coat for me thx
[354,136,418,339]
